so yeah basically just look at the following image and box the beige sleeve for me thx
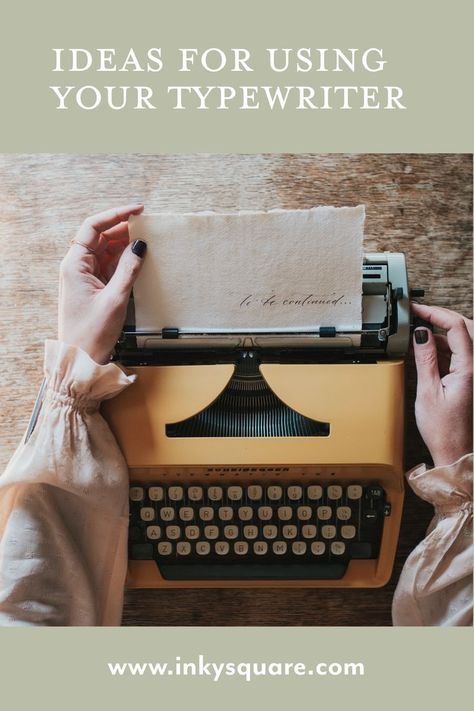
[0,340,135,626]
[392,453,473,626]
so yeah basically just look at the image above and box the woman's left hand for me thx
[58,204,147,364]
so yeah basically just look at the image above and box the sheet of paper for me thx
[129,206,365,333]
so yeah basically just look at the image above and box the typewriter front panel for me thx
[104,361,404,468]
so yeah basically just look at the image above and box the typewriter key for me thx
[199,507,214,521]
[168,486,184,501]
[177,542,191,556]
[185,525,200,540]
[148,487,164,501]
[282,525,297,539]
[160,507,175,522]
[196,541,211,555]
[267,485,282,500]
[179,507,194,521]
[129,487,144,502]
[307,485,323,500]
[322,525,337,539]
[228,486,243,501]
[234,541,249,555]
[238,506,253,521]
[188,486,203,501]
[328,485,343,500]
[140,507,155,522]
[204,525,219,540]
[218,506,233,521]
[224,525,239,539]
[248,485,263,501]
[297,506,312,520]
[341,525,356,539]
[336,506,352,521]
[302,524,317,539]
[243,525,258,539]
[157,542,173,556]
[263,525,278,539]
[347,485,363,500]
[292,541,307,555]
[146,526,161,540]
[287,485,303,500]
[166,525,181,540]
[215,542,230,555]
[277,506,292,521]
[257,506,273,521]
[317,506,332,520]
[207,486,223,501]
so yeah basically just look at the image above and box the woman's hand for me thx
[412,303,473,467]
[58,204,147,364]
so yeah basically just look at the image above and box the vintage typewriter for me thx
[103,252,416,588]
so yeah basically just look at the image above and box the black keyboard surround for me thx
[129,482,389,581]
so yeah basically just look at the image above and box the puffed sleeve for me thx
[0,340,135,626]
[392,453,473,626]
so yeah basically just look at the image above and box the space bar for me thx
[159,561,347,581]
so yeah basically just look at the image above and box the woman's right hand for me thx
[411,303,473,467]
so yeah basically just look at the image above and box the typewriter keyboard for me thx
[128,483,390,580]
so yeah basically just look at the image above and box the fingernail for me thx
[131,239,147,258]
[415,328,429,344]
[413,316,433,331]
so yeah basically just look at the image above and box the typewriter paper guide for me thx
[129,206,365,334]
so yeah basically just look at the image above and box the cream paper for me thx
[129,206,365,333]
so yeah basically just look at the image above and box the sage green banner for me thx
[0,0,472,152]
[1,627,472,711]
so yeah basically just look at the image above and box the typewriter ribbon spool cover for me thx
[102,206,406,589]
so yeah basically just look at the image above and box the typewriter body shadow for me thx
[103,253,411,589]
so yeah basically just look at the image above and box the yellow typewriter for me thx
[103,253,412,588]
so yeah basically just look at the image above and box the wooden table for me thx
[0,154,471,625]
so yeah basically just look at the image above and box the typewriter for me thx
[103,252,415,588]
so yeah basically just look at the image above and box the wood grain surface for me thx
[0,153,472,626]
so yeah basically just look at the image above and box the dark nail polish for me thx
[131,239,147,258]
[415,328,429,344]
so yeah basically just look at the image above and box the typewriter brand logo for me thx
[206,467,290,473]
